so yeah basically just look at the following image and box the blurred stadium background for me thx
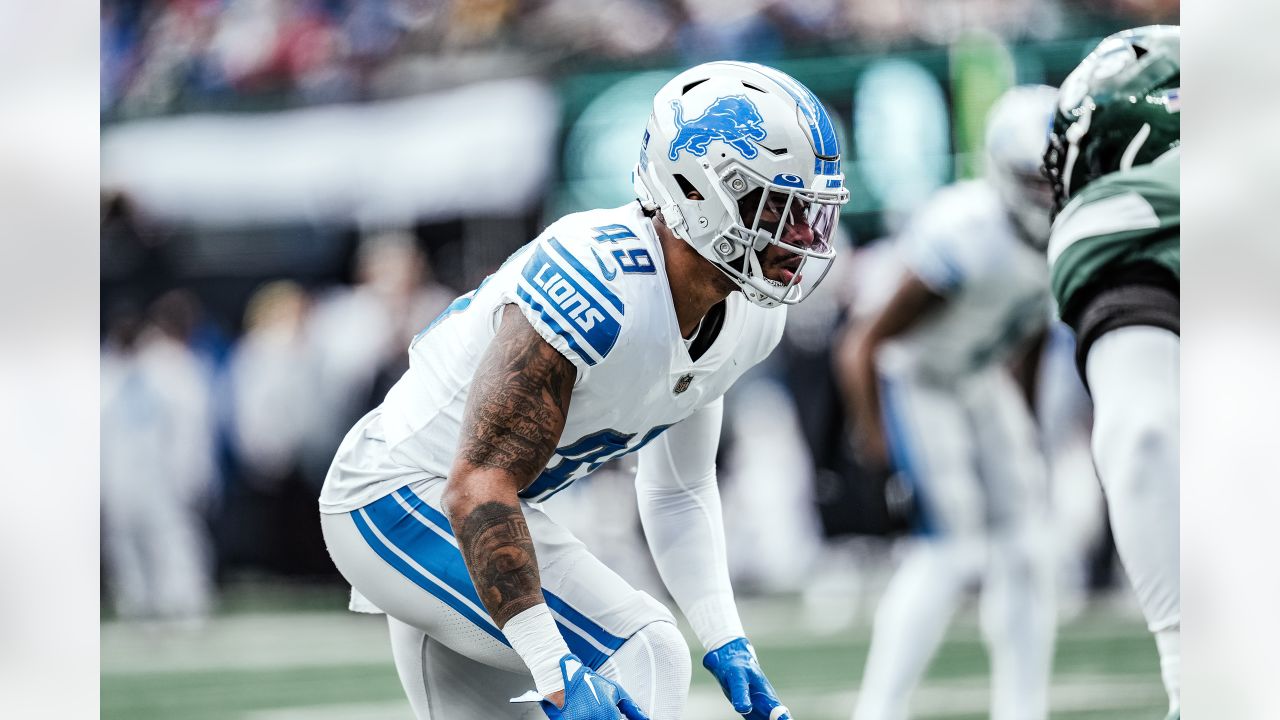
[100,0,1176,717]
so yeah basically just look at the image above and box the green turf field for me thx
[102,587,1165,719]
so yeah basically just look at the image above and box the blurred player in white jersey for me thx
[318,62,849,720]
[836,85,1060,720]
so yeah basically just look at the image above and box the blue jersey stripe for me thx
[350,508,509,644]
[545,237,624,315]
[519,243,621,360]
[514,285,600,366]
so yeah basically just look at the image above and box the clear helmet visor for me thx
[719,177,845,307]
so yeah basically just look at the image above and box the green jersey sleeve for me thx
[1047,150,1180,317]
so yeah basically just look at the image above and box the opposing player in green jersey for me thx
[1041,25,1180,720]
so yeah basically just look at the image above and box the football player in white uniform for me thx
[836,86,1059,720]
[318,61,849,720]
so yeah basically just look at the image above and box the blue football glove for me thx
[703,638,792,720]
[512,654,650,720]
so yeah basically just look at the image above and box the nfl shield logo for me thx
[672,373,694,395]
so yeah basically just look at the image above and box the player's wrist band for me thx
[502,603,571,697]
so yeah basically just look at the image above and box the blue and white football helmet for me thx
[984,84,1059,247]
[634,61,850,308]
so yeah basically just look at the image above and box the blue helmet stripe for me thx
[748,64,841,175]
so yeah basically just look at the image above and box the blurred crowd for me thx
[101,218,455,619]
[101,0,1176,118]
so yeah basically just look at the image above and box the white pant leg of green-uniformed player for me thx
[1086,325,1180,714]
[1048,148,1181,717]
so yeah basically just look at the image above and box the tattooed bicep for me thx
[455,304,576,487]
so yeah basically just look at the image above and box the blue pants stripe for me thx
[545,592,626,652]
[878,377,938,536]
[383,486,628,669]
[363,493,488,612]
[350,507,508,645]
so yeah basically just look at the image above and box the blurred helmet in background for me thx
[984,83,1059,248]
[1042,25,1181,214]
[634,61,850,308]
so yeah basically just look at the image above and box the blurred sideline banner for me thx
[101,77,559,227]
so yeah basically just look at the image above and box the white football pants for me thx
[854,367,1056,720]
[1085,325,1180,711]
[320,476,692,719]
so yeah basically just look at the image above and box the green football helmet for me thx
[1042,25,1180,213]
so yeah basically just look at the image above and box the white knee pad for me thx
[1092,405,1178,503]
[600,620,691,720]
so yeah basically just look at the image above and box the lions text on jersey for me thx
[319,202,785,513]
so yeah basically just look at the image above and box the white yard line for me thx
[102,612,393,675]
[687,675,1166,719]
[243,702,411,720]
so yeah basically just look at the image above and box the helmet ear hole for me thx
[673,173,704,201]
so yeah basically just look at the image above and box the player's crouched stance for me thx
[318,61,848,719]
[1041,26,1181,719]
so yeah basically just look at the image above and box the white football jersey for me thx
[319,202,785,512]
[875,181,1050,383]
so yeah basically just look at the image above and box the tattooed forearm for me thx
[444,305,576,628]
[457,500,541,625]
[457,304,575,481]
